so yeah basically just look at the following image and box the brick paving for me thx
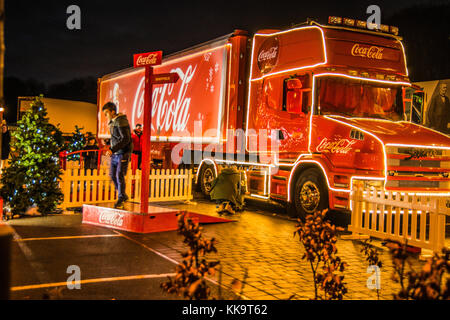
[7,195,448,300]
[127,197,445,300]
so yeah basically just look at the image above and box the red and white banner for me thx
[98,45,228,141]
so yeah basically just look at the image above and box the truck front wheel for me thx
[198,163,216,197]
[293,168,329,220]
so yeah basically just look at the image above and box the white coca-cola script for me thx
[131,65,197,133]
[136,53,159,67]
[316,138,357,154]
[99,211,125,227]
[258,47,278,63]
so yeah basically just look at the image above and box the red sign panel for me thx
[99,45,228,141]
[133,51,163,68]
[150,72,180,85]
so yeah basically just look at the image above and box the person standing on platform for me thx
[102,102,133,209]
[131,124,143,170]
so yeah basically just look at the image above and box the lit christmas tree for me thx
[0,95,64,216]
[66,125,86,161]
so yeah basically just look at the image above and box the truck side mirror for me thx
[286,78,304,114]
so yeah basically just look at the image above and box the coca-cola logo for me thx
[99,211,124,227]
[257,37,279,74]
[317,138,357,154]
[131,65,197,133]
[134,51,162,68]
[351,44,384,60]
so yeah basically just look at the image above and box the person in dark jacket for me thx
[82,136,99,171]
[102,102,133,208]
[1,120,11,170]
[131,124,143,169]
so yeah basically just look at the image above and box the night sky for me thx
[5,0,441,86]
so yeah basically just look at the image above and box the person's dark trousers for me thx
[110,153,130,200]
[133,151,142,170]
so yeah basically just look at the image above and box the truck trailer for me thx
[97,17,450,218]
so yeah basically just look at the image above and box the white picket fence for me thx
[59,162,193,209]
[348,183,450,253]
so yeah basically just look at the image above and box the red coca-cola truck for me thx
[97,17,450,218]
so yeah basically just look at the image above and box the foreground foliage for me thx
[294,210,348,300]
[161,212,220,300]
[384,240,450,300]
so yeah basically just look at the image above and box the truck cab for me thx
[242,17,450,218]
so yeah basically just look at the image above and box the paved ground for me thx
[5,195,446,300]
[7,214,237,300]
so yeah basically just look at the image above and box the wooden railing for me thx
[59,162,193,209]
[348,182,450,253]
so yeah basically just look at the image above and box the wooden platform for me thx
[82,202,235,234]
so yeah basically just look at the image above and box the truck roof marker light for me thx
[327,16,399,36]
[380,25,390,33]
[328,16,342,25]
[343,18,355,27]
[356,20,367,29]
[390,26,399,36]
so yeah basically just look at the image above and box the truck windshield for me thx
[316,77,404,121]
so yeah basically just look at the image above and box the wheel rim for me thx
[202,168,215,193]
[299,181,321,213]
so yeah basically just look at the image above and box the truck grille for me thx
[385,146,450,191]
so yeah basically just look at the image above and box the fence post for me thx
[125,166,133,201]
[343,182,369,240]
[432,197,446,253]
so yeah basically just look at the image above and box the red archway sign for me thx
[133,51,179,214]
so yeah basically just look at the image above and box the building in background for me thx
[17,97,97,135]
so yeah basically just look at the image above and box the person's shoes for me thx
[114,198,125,209]
[122,194,129,202]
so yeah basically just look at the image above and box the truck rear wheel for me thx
[198,163,216,196]
[293,168,329,220]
